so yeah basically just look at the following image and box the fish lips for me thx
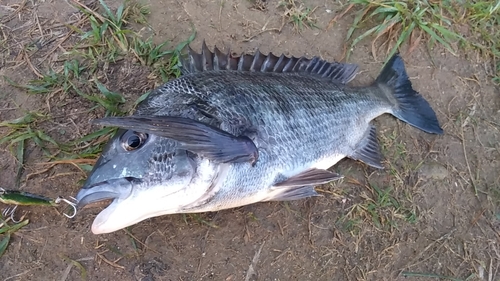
[75,177,136,210]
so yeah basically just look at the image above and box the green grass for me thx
[338,0,500,232]
[344,0,463,60]
[0,0,195,174]
[401,271,476,281]
[340,183,417,232]
[279,0,319,32]
[183,214,219,228]
[337,129,420,233]
[61,256,88,280]
[0,111,57,187]
[462,1,500,84]
[0,216,29,258]
[338,0,500,237]
[343,0,499,82]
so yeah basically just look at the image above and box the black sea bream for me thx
[75,43,443,234]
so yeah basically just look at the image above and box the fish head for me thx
[75,128,200,234]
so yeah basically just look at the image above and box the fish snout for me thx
[75,178,136,210]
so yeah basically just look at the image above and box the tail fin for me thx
[376,54,443,134]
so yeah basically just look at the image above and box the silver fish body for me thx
[75,44,443,234]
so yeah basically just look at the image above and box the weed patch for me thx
[278,0,319,32]
[1,0,195,176]
[343,0,499,83]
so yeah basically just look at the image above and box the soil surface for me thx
[1,0,499,281]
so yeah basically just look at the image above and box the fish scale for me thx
[143,75,379,211]
[139,71,381,160]
[74,44,443,234]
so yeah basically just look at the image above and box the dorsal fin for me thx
[180,41,359,84]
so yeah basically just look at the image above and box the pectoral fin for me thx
[93,116,258,165]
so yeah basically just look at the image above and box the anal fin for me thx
[263,168,342,202]
[264,185,320,202]
[274,168,342,188]
[350,125,384,169]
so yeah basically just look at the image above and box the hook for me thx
[55,196,77,218]
[2,205,21,223]
[1,206,10,218]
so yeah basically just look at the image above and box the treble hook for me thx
[1,188,23,223]
[2,205,22,223]
[55,196,78,218]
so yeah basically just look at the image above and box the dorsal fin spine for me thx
[180,42,360,84]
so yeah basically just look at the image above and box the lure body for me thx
[0,188,76,219]
[0,190,57,207]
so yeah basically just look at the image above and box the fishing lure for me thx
[0,188,77,222]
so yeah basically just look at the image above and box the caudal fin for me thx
[376,54,443,134]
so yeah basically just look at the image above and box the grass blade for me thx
[74,127,116,144]
[0,234,10,258]
[0,112,41,127]
[347,24,380,59]
[346,6,370,41]
[62,256,88,280]
[420,24,456,55]
[0,219,29,235]
[401,271,473,281]
[386,21,416,61]
[134,91,151,107]
[15,139,25,188]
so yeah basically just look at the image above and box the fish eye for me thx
[121,131,148,151]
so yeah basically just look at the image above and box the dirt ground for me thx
[1,0,499,280]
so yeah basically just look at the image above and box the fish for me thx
[74,42,443,234]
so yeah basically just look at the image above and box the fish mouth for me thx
[74,176,195,234]
[80,198,114,210]
[75,177,136,210]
